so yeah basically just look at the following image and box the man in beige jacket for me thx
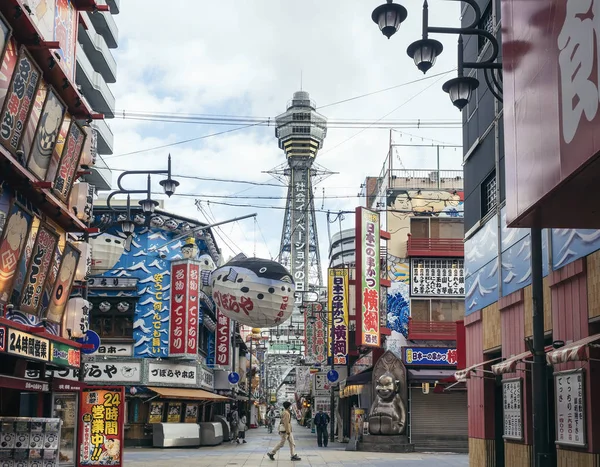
[267,401,301,461]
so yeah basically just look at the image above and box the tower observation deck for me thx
[275,91,328,311]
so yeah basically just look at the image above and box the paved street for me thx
[124,426,468,467]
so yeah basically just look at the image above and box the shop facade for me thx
[87,207,224,447]
[463,206,600,467]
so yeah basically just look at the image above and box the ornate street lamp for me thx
[373,0,502,109]
[371,0,408,39]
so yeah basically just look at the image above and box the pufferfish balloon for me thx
[211,257,294,328]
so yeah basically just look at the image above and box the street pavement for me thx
[124,425,469,467]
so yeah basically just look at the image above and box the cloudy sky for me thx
[103,0,463,270]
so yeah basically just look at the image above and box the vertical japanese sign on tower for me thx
[355,207,380,347]
[291,170,310,306]
[169,260,200,359]
[328,269,348,365]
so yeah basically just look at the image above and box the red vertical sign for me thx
[187,263,199,354]
[216,308,231,367]
[169,262,188,356]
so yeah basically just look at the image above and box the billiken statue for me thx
[368,372,407,435]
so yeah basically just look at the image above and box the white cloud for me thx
[106,0,464,273]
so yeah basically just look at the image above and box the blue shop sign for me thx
[403,347,457,366]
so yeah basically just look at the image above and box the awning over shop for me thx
[454,357,502,383]
[408,369,457,382]
[546,334,600,365]
[339,371,372,398]
[148,387,230,401]
[492,350,532,375]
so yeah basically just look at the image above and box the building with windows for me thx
[76,0,120,191]
[85,206,230,446]
[460,1,600,467]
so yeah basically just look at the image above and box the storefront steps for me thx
[355,435,415,453]
[413,435,469,454]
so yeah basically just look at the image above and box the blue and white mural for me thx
[465,206,600,315]
[89,210,220,358]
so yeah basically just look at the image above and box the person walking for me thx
[230,408,240,444]
[266,401,301,461]
[267,406,275,434]
[238,413,248,443]
[314,408,330,447]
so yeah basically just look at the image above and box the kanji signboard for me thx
[502,378,523,441]
[410,258,465,297]
[79,388,125,467]
[169,260,200,358]
[555,369,586,447]
[403,347,458,366]
[215,307,231,367]
[328,269,348,365]
[355,207,380,347]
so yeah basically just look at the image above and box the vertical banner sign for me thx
[54,121,86,202]
[79,387,125,467]
[187,263,199,354]
[169,262,188,357]
[291,169,310,307]
[314,307,327,364]
[0,36,19,114]
[555,370,586,447]
[328,269,349,365]
[304,306,314,359]
[0,205,33,305]
[19,225,58,314]
[355,207,380,347]
[215,308,231,367]
[0,48,41,153]
[151,272,165,356]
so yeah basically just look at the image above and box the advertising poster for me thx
[355,207,380,347]
[184,404,198,423]
[44,242,79,322]
[328,268,349,365]
[0,47,41,153]
[11,216,40,305]
[79,387,125,467]
[54,120,85,202]
[148,402,164,424]
[28,88,67,179]
[215,308,230,366]
[19,225,58,314]
[0,24,17,112]
[167,403,182,423]
[0,204,33,305]
[46,113,71,182]
[169,262,188,356]
[22,81,48,165]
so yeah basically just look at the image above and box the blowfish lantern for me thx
[211,257,294,328]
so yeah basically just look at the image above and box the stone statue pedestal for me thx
[357,435,415,453]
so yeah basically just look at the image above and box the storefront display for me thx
[51,395,77,467]
[0,417,61,466]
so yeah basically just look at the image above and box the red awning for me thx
[546,334,600,365]
[492,350,532,375]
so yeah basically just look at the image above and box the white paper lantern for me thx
[211,257,295,328]
[74,241,92,282]
[79,126,97,168]
[63,297,90,338]
[69,182,93,222]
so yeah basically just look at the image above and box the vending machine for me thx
[51,395,78,467]
[0,417,62,467]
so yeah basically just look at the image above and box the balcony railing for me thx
[407,236,464,257]
[408,319,457,341]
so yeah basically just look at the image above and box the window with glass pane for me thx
[410,218,429,238]
[431,219,463,239]
[90,300,134,338]
[410,300,430,321]
[482,172,497,217]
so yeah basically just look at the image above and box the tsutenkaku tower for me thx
[275,91,328,305]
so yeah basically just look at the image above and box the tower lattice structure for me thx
[274,91,328,308]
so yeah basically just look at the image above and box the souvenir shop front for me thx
[0,319,85,467]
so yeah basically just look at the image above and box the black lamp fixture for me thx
[119,195,136,236]
[106,154,180,227]
[371,0,407,39]
[373,0,502,110]
[158,154,180,197]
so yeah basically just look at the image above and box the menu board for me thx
[166,404,181,423]
[0,417,61,467]
[147,403,163,424]
[502,378,523,440]
[555,370,586,447]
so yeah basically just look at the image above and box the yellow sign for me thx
[327,269,349,365]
